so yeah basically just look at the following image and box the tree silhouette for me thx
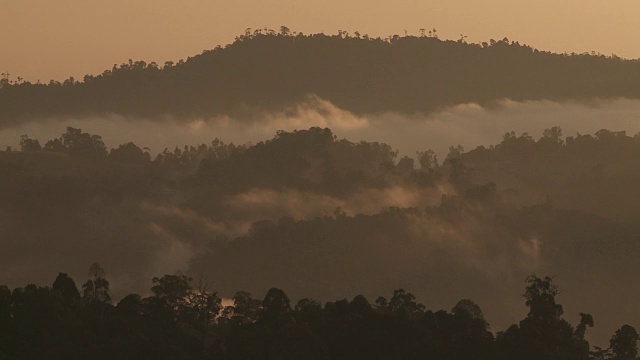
[452,299,486,322]
[610,325,639,360]
[19,135,42,152]
[261,288,292,323]
[61,127,107,157]
[82,263,111,304]
[523,275,563,323]
[52,273,81,305]
[151,274,192,314]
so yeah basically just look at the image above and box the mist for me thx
[5,7,640,358]
[3,96,640,348]
[3,96,640,160]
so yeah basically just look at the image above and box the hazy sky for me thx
[1,0,639,82]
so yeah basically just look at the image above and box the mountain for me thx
[1,30,639,124]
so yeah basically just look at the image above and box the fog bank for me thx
[2,97,640,159]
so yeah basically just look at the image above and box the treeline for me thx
[2,29,640,123]
[5,127,431,197]
[0,271,636,359]
[0,127,439,298]
[4,127,640,345]
[457,127,640,222]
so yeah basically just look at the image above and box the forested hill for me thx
[2,29,640,123]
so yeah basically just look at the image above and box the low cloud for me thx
[224,184,448,224]
[3,97,640,161]
[1,96,639,343]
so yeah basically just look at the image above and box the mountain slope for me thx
[1,31,639,124]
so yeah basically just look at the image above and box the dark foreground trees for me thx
[0,273,636,359]
[495,276,592,360]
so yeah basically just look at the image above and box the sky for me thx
[1,0,640,83]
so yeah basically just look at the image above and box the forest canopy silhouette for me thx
[3,126,640,346]
[1,28,640,124]
[3,25,640,358]
[0,271,637,359]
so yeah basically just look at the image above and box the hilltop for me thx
[1,29,639,124]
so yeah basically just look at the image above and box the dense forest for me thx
[3,18,640,359]
[0,271,637,359]
[2,28,640,124]
[2,126,640,346]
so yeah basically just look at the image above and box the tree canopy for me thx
[1,30,639,123]
[0,273,634,359]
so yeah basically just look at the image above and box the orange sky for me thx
[2,0,639,82]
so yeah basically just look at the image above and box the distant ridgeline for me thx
[1,28,640,122]
[0,272,636,359]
